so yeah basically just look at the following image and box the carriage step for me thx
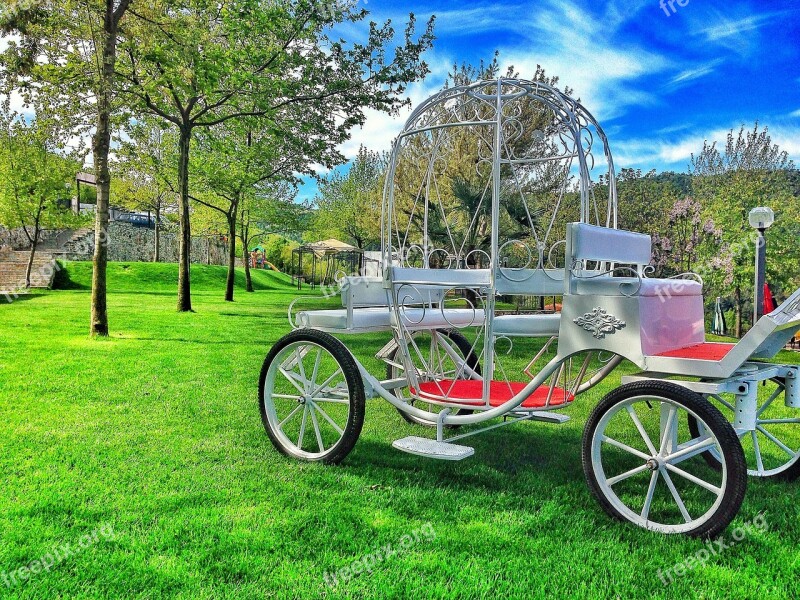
[512,410,571,424]
[392,436,475,461]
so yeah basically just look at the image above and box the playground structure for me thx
[260,78,800,537]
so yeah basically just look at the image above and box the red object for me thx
[764,283,776,314]
[411,379,573,408]
[655,343,736,361]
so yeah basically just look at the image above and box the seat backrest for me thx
[341,275,445,308]
[566,222,652,266]
[565,223,652,295]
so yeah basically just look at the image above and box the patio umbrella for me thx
[712,297,727,336]
[763,283,776,314]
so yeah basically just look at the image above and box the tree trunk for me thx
[225,211,237,302]
[90,8,120,336]
[153,204,160,262]
[243,248,253,292]
[734,285,743,338]
[177,124,193,312]
[25,228,40,289]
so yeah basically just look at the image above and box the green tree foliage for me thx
[0,101,82,287]
[116,0,435,311]
[313,146,385,249]
[114,117,177,262]
[690,123,798,336]
[1,0,134,335]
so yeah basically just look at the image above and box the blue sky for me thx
[297,0,800,202]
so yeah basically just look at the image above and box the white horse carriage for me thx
[259,78,800,537]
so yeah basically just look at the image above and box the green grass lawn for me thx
[1,261,798,599]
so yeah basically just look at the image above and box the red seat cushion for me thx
[655,343,736,361]
[412,379,573,408]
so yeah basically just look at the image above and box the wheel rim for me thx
[698,379,800,477]
[592,396,729,534]
[263,341,351,459]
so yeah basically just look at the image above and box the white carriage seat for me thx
[295,275,484,332]
[295,307,485,331]
[493,313,561,337]
[565,223,706,356]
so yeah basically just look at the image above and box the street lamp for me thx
[749,206,775,324]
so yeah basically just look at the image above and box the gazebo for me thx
[291,238,364,289]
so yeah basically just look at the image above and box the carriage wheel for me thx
[583,381,747,538]
[688,378,800,481]
[259,329,365,464]
[386,329,479,428]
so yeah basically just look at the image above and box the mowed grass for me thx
[1,261,799,599]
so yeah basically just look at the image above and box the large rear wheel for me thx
[583,381,747,538]
[259,329,365,464]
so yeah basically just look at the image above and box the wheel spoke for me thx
[311,396,350,404]
[295,347,309,393]
[607,463,650,486]
[664,463,722,495]
[310,347,322,392]
[278,404,303,429]
[641,470,659,520]
[309,405,325,453]
[752,430,765,473]
[279,368,307,395]
[757,425,797,458]
[659,405,677,455]
[601,435,651,461]
[660,468,692,523]
[626,405,657,455]
[757,386,784,417]
[297,404,308,449]
[272,393,303,400]
[664,435,716,465]
[759,418,800,424]
[311,367,344,397]
[312,401,344,435]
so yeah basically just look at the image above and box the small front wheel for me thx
[583,381,747,538]
[259,329,365,464]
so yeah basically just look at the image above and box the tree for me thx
[313,146,384,249]
[115,117,177,261]
[117,0,435,311]
[1,0,134,336]
[691,123,798,336]
[0,101,82,287]
[239,182,304,292]
[192,117,313,301]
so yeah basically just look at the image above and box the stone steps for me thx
[0,250,58,295]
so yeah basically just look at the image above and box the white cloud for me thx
[666,59,724,90]
[498,0,669,121]
[337,52,453,160]
[789,109,800,118]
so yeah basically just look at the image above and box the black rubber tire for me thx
[688,378,800,482]
[259,328,365,464]
[582,381,747,539]
[387,329,479,428]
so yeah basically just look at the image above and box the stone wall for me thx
[0,227,61,250]
[3,223,229,266]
